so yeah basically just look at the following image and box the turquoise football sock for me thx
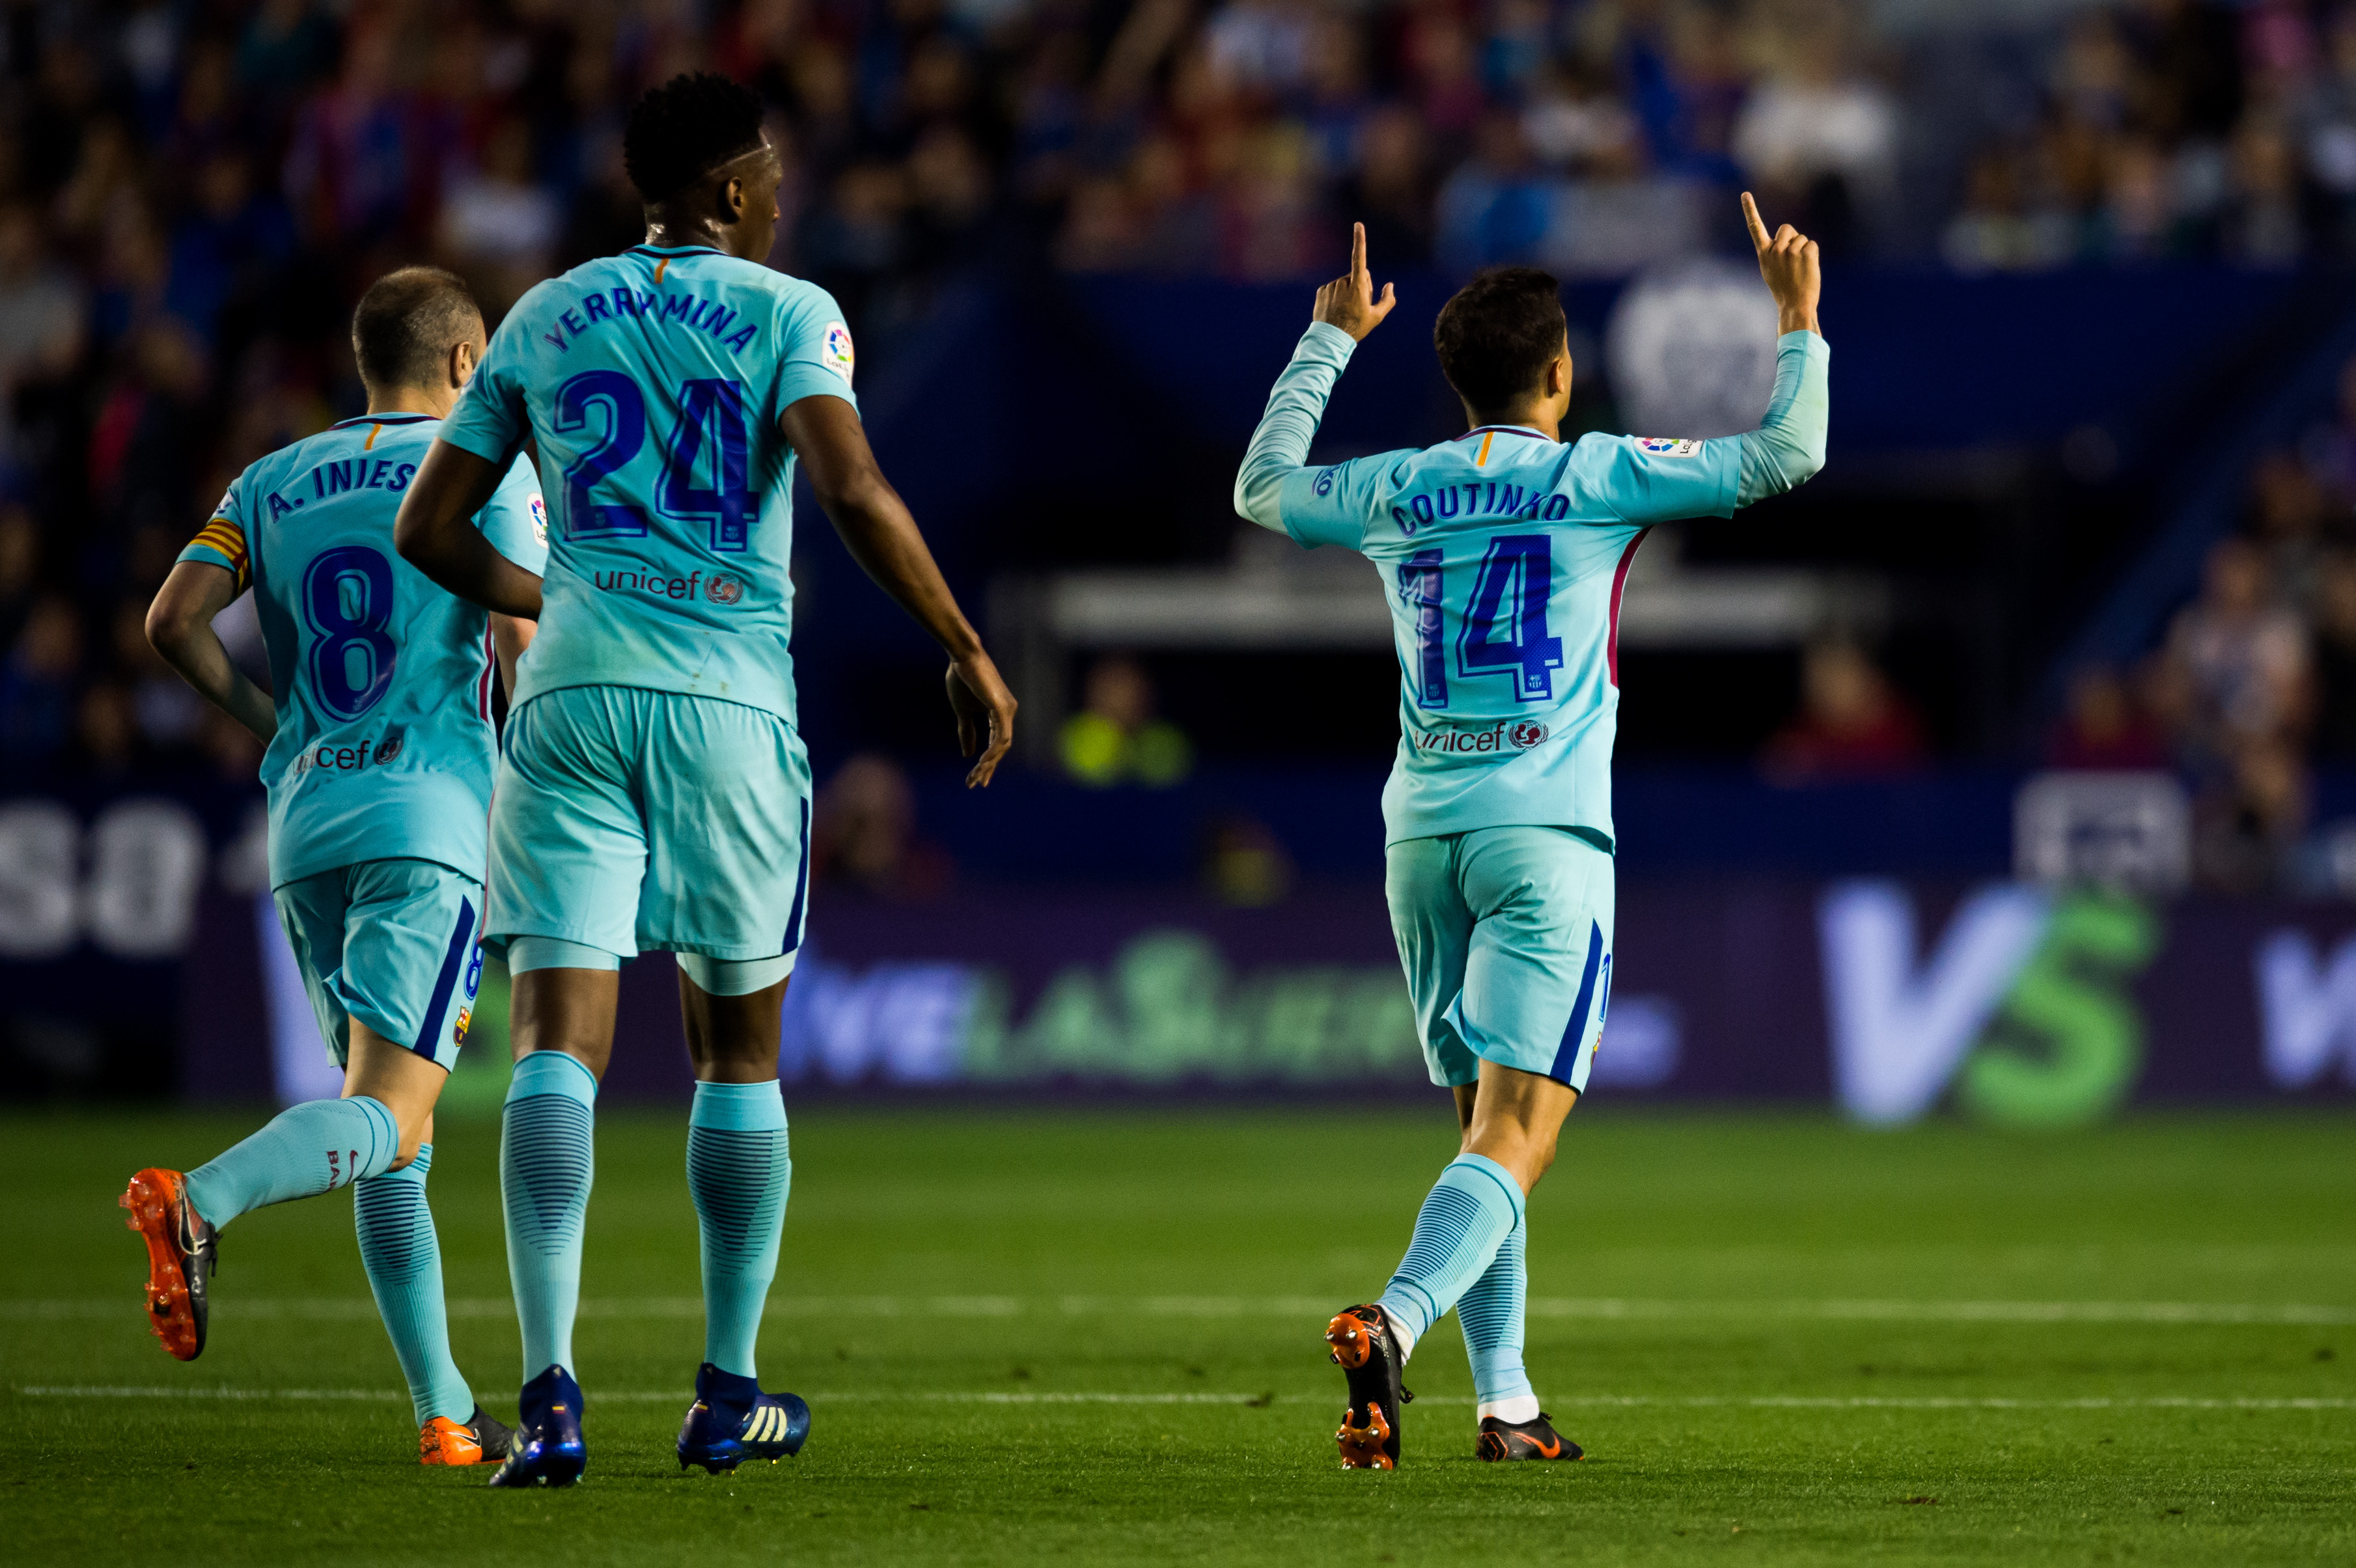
[687,1080,791,1379]
[1457,1210,1535,1413]
[353,1144,475,1427]
[1376,1153,1524,1351]
[501,1051,598,1382]
[184,1095,400,1228]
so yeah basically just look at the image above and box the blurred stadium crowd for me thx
[2,0,2355,840]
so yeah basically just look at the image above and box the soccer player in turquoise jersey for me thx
[122,267,546,1468]
[1236,202,1827,1467]
[394,74,1017,1488]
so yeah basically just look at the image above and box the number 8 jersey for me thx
[180,415,546,888]
[439,245,858,730]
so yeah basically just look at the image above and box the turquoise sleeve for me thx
[441,315,533,464]
[475,452,549,575]
[773,286,859,415]
[1735,331,1830,507]
[1234,322,1357,543]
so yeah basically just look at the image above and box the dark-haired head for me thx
[1434,268,1570,424]
[624,72,781,260]
[350,266,482,399]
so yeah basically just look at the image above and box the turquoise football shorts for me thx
[1384,825,1615,1092]
[272,857,486,1073]
[486,683,813,965]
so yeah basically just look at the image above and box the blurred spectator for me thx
[1060,655,1193,788]
[2194,734,2311,893]
[2048,663,2170,770]
[439,117,561,314]
[1202,814,1294,907]
[0,506,38,652]
[111,596,201,752]
[2160,536,2310,769]
[811,752,953,898]
[1760,640,1927,781]
[0,596,83,762]
[75,681,139,775]
[1728,26,1896,252]
[2310,549,2356,761]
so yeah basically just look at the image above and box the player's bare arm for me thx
[780,392,1017,788]
[145,560,275,742]
[1743,190,1822,337]
[394,441,545,619]
[1312,222,1396,342]
[490,612,536,700]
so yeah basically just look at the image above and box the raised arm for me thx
[780,392,1016,787]
[1734,191,1829,508]
[147,562,276,743]
[1234,222,1396,531]
[394,439,545,618]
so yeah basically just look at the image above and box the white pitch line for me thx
[7,1296,2353,1325]
[16,1386,2355,1412]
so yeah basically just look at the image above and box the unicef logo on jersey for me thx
[705,573,747,606]
[1509,721,1547,750]
[373,734,403,765]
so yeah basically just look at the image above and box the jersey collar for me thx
[330,413,438,430]
[628,243,725,258]
[1457,425,1552,442]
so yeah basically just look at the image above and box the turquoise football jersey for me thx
[438,245,859,726]
[179,414,546,887]
[1279,420,1740,847]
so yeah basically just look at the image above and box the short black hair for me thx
[1434,268,1568,414]
[624,72,767,204]
[350,266,481,392]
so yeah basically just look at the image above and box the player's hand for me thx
[1742,192,1820,337]
[1312,223,1396,342]
[946,652,1017,788]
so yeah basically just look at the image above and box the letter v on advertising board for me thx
[1818,881,2052,1125]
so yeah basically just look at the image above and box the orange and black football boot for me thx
[1325,1303,1413,1468]
[1475,1412,1583,1462]
[420,1405,518,1466]
[119,1168,216,1362]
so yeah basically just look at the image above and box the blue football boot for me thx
[487,1366,587,1488]
[677,1362,811,1474]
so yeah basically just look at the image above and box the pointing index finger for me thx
[1741,191,1771,254]
[1351,221,1368,284]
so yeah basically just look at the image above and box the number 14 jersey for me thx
[1279,421,1741,849]
[181,414,546,888]
[441,245,859,730]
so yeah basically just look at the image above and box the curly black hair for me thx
[622,72,767,204]
[1434,268,1568,414]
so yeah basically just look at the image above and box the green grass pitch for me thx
[4,1104,2353,1564]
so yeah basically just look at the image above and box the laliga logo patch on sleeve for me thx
[1637,437,1702,457]
[822,321,855,385]
[528,494,548,545]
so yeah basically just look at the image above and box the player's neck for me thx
[1465,407,1562,443]
[364,387,454,420]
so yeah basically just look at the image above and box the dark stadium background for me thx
[1,0,2354,1125]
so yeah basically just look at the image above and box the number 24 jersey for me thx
[180,413,546,888]
[1279,424,1742,849]
[440,245,858,730]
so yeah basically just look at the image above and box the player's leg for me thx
[331,860,512,1464]
[119,869,398,1362]
[1442,825,1615,1461]
[672,963,809,1472]
[1320,834,1480,1466]
[477,686,647,1488]
[635,691,813,1473]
